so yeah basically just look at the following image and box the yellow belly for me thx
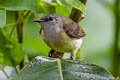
[42,30,82,53]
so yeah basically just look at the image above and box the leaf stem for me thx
[9,25,16,39]
[24,11,32,24]
[56,59,63,80]
[9,16,20,39]
[14,67,18,74]
[2,23,15,28]
[1,66,9,79]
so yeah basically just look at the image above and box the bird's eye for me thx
[49,16,53,21]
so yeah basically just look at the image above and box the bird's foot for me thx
[48,49,55,57]
[54,52,62,59]
[48,49,62,59]
[70,54,75,60]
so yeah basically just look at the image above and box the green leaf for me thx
[11,56,115,80]
[56,0,68,6]
[39,1,56,14]
[24,38,50,57]
[0,28,23,66]
[0,10,6,27]
[56,0,63,6]
[56,5,70,17]
[24,20,50,58]
[76,48,81,61]
[0,0,44,13]
[65,0,85,13]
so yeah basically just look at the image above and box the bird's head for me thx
[32,14,63,29]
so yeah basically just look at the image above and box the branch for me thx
[16,11,24,43]
[69,0,87,23]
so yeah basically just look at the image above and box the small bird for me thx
[32,14,86,60]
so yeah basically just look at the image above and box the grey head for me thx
[32,14,63,30]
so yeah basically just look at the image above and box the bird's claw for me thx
[48,49,62,59]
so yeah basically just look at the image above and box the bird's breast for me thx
[42,28,82,53]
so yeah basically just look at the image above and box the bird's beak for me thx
[32,19,45,22]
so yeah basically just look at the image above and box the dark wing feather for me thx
[62,17,86,39]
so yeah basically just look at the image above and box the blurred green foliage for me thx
[0,0,86,66]
[0,10,6,27]
[0,29,23,66]
[0,0,119,79]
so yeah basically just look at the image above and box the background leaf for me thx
[0,0,44,13]
[24,19,50,59]
[56,0,63,6]
[0,29,23,66]
[11,56,115,80]
[0,10,6,27]
[39,1,56,14]
[76,48,81,61]
[65,0,85,13]
[56,5,70,17]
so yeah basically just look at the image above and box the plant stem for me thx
[16,11,24,43]
[112,0,120,77]
[15,11,24,69]
[69,0,87,22]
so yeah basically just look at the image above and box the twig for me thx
[69,0,87,22]
[2,23,15,28]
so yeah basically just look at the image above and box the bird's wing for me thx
[62,17,86,39]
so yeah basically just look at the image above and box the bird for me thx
[32,14,86,60]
